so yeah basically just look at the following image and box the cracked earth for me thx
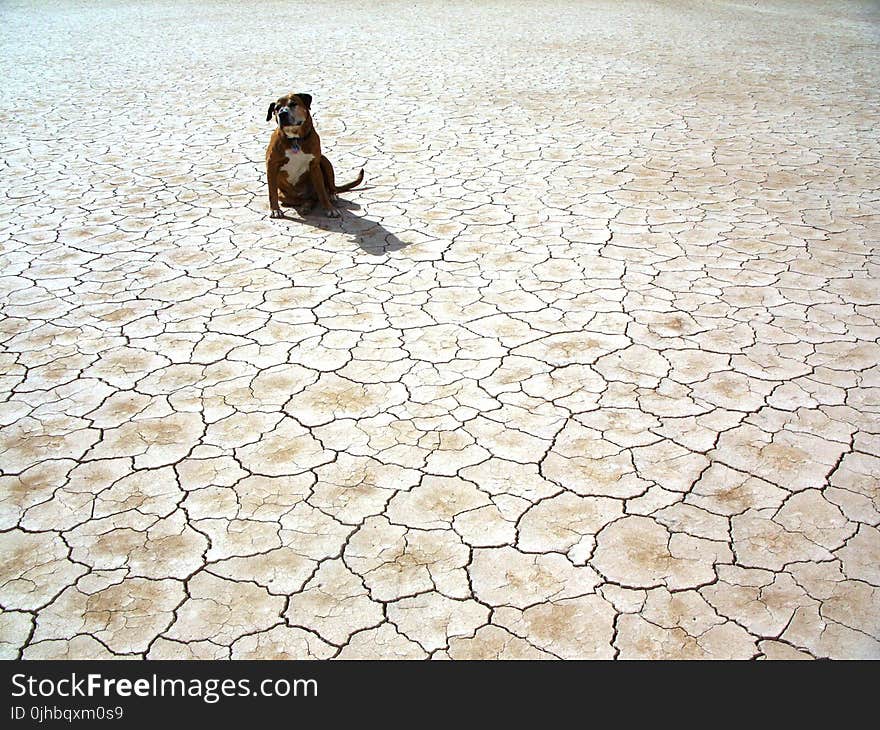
[1,0,879,660]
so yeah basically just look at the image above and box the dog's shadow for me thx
[279,196,409,256]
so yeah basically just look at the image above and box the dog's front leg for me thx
[309,158,339,218]
[267,162,284,218]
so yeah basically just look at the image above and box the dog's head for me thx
[266,93,313,137]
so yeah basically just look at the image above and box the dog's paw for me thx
[270,208,284,219]
[325,207,341,218]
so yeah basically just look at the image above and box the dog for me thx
[265,92,364,218]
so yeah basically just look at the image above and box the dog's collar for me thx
[284,128,313,144]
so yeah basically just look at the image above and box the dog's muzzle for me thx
[277,107,306,127]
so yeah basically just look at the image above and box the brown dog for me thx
[265,92,364,219]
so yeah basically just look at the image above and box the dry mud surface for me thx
[1,1,879,659]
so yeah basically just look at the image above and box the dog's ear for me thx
[296,93,312,110]
[265,102,276,122]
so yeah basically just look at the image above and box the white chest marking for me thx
[281,149,314,184]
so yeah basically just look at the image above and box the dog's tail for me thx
[333,168,365,193]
